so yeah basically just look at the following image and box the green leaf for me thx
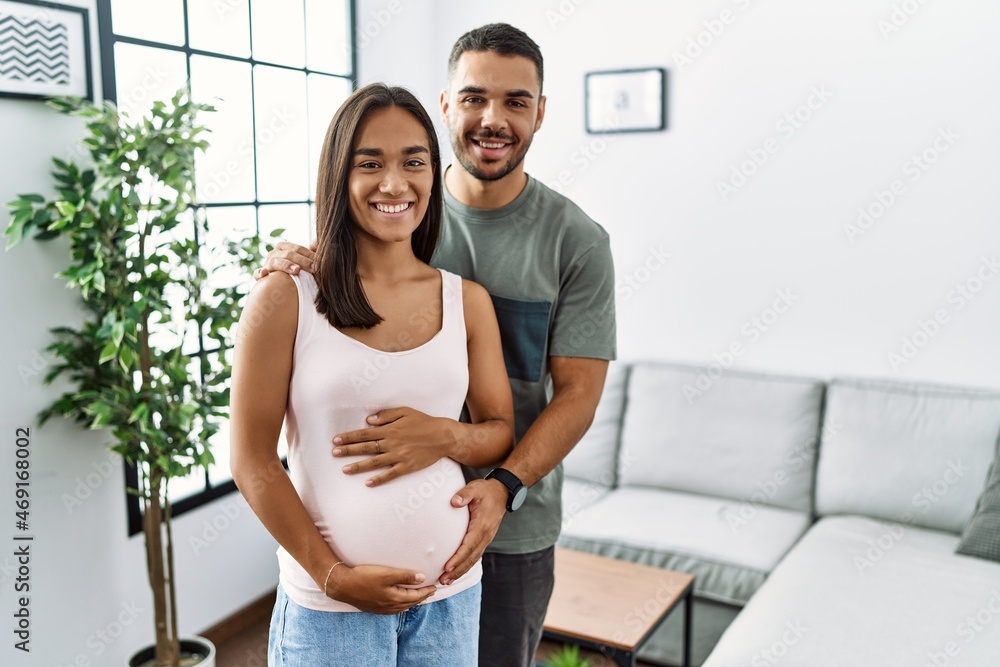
[54,201,76,218]
[128,401,148,424]
[98,342,118,364]
[118,345,134,372]
[111,321,125,347]
[17,193,45,203]
[5,219,26,248]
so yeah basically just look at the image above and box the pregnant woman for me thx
[230,83,514,666]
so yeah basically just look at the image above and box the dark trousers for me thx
[478,546,556,667]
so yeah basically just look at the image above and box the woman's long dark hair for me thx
[313,83,442,329]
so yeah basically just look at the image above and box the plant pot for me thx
[126,636,217,667]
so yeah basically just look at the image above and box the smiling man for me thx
[258,24,616,666]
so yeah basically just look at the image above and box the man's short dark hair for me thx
[448,23,544,93]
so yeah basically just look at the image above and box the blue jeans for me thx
[268,583,481,666]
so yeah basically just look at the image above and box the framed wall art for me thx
[585,67,666,134]
[0,0,92,100]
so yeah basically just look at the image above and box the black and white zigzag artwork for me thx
[0,10,70,86]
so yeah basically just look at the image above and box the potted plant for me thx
[5,90,263,666]
[543,643,593,667]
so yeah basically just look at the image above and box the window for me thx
[95,0,356,535]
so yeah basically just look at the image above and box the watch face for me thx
[511,486,527,511]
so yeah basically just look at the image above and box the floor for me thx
[208,591,659,666]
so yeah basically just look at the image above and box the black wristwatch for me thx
[485,468,527,512]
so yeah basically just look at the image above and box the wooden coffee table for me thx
[542,548,695,667]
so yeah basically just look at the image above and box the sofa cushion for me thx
[558,487,812,606]
[617,362,824,512]
[560,477,611,532]
[958,446,1000,562]
[562,362,628,487]
[816,378,1000,533]
[703,516,1000,667]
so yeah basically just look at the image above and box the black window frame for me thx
[93,0,357,536]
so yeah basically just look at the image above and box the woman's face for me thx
[348,106,434,247]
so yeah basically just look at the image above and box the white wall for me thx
[360,0,1000,389]
[0,2,277,665]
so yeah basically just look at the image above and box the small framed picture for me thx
[585,68,666,134]
[0,0,93,101]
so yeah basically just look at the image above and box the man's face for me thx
[440,50,546,182]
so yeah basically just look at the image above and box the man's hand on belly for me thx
[438,478,507,585]
[328,563,437,614]
[333,407,454,487]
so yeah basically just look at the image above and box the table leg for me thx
[683,587,693,667]
[607,647,637,667]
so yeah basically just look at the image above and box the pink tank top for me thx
[277,268,482,612]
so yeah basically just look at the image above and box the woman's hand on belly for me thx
[327,563,437,614]
[333,407,454,487]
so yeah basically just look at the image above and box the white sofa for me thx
[558,362,1000,666]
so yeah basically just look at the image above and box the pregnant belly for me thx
[312,458,469,585]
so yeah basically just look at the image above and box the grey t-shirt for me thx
[432,174,617,554]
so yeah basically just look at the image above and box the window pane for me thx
[259,203,311,245]
[254,66,309,202]
[167,469,206,503]
[308,74,352,199]
[188,0,250,57]
[202,206,256,304]
[206,347,233,486]
[251,0,304,67]
[110,0,185,46]
[306,0,351,75]
[208,406,233,486]
[140,208,199,357]
[112,43,187,120]
[191,56,256,204]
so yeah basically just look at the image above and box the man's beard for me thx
[452,132,532,182]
